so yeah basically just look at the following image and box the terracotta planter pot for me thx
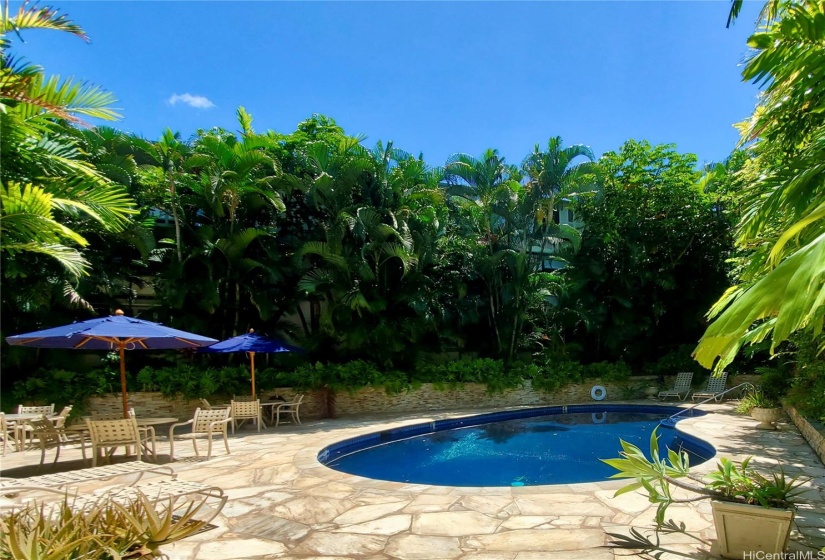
[751,407,783,430]
[712,501,794,559]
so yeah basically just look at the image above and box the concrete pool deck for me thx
[1,403,824,559]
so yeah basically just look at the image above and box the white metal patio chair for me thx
[658,372,694,401]
[272,394,305,427]
[86,417,156,467]
[691,372,730,402]
[169,407,232,460]
[230,399,262,433]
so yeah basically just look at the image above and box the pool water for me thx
[319,406,714,486]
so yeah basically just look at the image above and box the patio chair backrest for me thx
[192,407,231,433]
[705,372,729,393]
[27,416,61,447]
[54,406,73,429]
[18,404,54,415]
[291,394,305,405]
[672,372,694,391]
[233,395,256,402]
[231,399,260,418]
[199,399,213,410]
[86,417,141,445]
[92,408,136,420]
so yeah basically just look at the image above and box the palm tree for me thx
[0,2,135,277]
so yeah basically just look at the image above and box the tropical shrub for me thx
[4,367,118,417]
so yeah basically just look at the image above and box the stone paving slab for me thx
[1,403,824,559]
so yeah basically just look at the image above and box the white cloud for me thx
[168,93,215,109]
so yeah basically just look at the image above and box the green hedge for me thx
[5,357,643,410]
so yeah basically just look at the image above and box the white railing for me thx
[660,382,755,426]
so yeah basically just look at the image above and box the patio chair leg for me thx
[53,445,60,465]
[224,433,230,455]
[206,433,213,460]
[295,409,301,425]
[192,439,200,457]
[169,437,176,461]
[39,447,47,468]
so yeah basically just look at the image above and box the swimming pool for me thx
[318,404,715,486]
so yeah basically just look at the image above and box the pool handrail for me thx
[660,382,755,426]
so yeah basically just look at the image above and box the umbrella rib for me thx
[174,337,201,346]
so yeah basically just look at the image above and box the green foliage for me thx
[735,386,780,414]
[530,360,583,392]
[785,336,825,422]
[4,368,116,417]
[0,493,211,559]
[584,361,632,381]
[644,346,707,380]
[602,427,807,526]
[695,0,825,370]
[568,140,734,367]
[414,358,525,393]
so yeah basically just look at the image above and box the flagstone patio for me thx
[2,403,823,559]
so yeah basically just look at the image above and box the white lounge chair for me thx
[691,372,730,402]
[658,372,694,401]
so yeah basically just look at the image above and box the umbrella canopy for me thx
[7,310,218,417]
[200,330,301,398]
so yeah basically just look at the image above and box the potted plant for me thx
[736,386,783,430]
[602,428,807,559]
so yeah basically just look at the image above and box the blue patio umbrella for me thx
[6,310,218,418]
[199,330,302,399]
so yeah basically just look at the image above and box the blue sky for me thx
[11,1,762,167]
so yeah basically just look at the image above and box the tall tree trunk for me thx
[168,179,183,263]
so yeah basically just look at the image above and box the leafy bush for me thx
[584,361,632,381]
[5,368,118,418]
[531,360,583,392]
[785,337,825,422]
[644,345,707,379]
[413,359,523,393]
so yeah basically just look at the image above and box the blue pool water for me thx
[319,405,714,486]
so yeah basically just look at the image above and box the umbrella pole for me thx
[250,352,256,399]
[119,345,129,418]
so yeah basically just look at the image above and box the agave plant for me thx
[0,492,213,559]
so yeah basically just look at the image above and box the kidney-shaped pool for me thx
[318,404,715,487]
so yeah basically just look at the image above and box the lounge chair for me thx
[658,372,694,401]
[230,399,262,433]
[169,407,232,460]
[0,462,175,495]
[691,372,730,402]
[272,394,305,427]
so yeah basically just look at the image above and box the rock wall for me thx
[85,373,761,421]
[786,406,825,466]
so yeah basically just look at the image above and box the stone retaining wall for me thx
[785,406,825,465]
[331,378,651,417]
[86,373,761,421]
